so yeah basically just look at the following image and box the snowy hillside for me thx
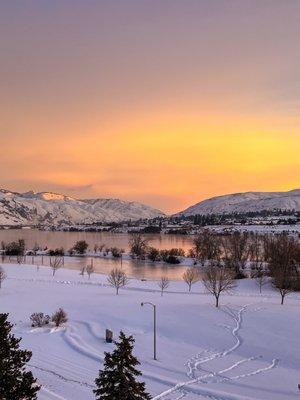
[177,189,300,216]
[1,263,300,400]
[0,189,164,226]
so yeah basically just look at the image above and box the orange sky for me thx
[0,1,299,213]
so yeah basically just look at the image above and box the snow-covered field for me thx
[1,263,300,400]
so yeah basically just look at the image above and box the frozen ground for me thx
[1,263,300,400]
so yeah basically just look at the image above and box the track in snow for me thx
[29,364,94,389]
[153,305,278,400]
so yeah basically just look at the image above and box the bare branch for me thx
[107,268,129,295]
[182,267,200,292]
[50,256,63,277]
[158,276,170,296]
[202,263,236,307]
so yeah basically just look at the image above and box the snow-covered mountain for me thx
[176,189,300,216]
[0,189,165,226]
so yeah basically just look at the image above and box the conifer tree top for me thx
[94,331,151,400]
[0,313,40,400]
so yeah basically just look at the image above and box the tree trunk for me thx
[281,293,285,305]
[215,295,219,307]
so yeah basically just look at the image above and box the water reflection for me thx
[0,229,195,280]
[0,229,194,252]
[2,255,190,281]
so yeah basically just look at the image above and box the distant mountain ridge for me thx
[176,189,300,216]
[0,189,165,226]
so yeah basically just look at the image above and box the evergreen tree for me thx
[0,313,40,400]
[94,331,150,400]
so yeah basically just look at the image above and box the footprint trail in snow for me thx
[153,305,278,400]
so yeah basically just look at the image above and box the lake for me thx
[0,229,196,280]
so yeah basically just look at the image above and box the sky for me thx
[0,0,299,213]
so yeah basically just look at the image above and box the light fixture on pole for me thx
[141,302,157,360]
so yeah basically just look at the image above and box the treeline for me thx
[172,209,300,226]
[190,231,300,303]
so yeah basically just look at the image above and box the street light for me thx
[141,302,157,360]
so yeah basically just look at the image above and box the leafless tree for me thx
[86,263,94,279]
[251,263,268,294]
[16,254,25,265]
[50,256,63,277]
[192,230,221,264]
[79,266,86,277]
[107,268,129,295]
[158,276,170,296]
[268,234,299,304]
[262,234,273,263]
[202,263,236,307]
[248,232,263,264]
[0,266,6,288]
[182,267,200,291]
[98,244,105,252]
[129,234,148,259]
[221,232,250,276]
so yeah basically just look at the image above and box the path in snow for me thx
[153,305,278,400]
[29,364,94,389]
[5,271,283,400]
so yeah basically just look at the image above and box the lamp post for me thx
[141,302,157,360]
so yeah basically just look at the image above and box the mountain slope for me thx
[0,189,165,226]
[176,189,300,216]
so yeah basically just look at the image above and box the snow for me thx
[177,189,300,216]
[0,189,165,226]
[1,263,300,400]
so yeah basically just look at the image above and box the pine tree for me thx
[0,313,40,400]
[94,331,150,400]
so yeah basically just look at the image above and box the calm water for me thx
[0,229,195,280]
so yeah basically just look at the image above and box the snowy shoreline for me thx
[1,263,300,400]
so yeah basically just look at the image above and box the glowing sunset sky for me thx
[1,1,299,213]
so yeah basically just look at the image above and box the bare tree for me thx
[98,244,105,252]
[158,276,170,296]
[262,234,273,263]
[202,263,236,307]
[0,266,6,289]
[192,230,221,264]
[248,232,263,264]
[16,255,25,265]
[107,268,129,295]
[50,256,63,277]
[182,267,200,292]
[251,264,268,294]
[129,234,148,259]
[86,263,94,279]
[221,232,250,276]
[268,234,298,304]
